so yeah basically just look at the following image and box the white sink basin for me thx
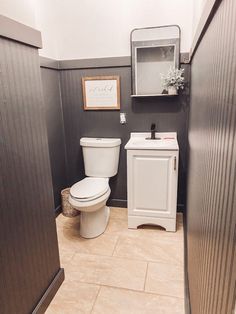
[125,132,179,150]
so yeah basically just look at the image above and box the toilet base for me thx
[80,206,110,238]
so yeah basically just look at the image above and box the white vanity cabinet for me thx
[125,133,179,232]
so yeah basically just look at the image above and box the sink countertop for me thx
[125,132,179,150]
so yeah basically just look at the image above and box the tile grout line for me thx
[143,262,149,292]
[111,235,120,258]
[100,283,185,300]
[65,278,185,301]
[59,246,184,266]
[69,249,183,266]
[58,246,183,268]
[90,285,102,314]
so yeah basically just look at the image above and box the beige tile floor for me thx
[46,208,185,314]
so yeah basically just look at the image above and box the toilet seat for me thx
[70,177,109,202]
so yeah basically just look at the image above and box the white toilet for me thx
[69,137,121,238]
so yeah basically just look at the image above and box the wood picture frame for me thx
[82,76,120,110]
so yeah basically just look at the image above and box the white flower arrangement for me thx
[161,67,185,90]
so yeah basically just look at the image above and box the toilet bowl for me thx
[69,137,121,238]
[69,177,111,238]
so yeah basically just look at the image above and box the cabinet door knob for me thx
[174,157,177,170]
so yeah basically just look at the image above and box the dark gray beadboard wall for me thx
[41,67,67,209]
[60,64,190,208]
[187,0,236,313]
[0,37,63,313]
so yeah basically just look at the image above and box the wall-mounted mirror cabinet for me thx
[131,25,180,97]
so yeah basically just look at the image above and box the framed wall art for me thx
[82,76,120,110]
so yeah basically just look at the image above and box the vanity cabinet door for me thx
[127,150,178,218]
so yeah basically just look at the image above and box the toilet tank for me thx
[80,138,121,177]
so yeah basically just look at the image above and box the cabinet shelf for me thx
[131,93,178,98]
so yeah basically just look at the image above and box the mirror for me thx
[131,25,180,96]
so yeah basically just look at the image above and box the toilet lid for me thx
[70,177,109,200]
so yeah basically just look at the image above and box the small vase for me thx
[168,86,178,95]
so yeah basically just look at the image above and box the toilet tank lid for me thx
[80,137,121,148]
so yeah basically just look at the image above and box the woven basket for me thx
[61,188,79,217]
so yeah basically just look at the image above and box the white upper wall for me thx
[34,0,58,59]
[0,0,36,28]
[52,0,195,60]
[1,0,205,60]
[192,0,206,36]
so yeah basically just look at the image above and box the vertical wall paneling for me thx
[41,67,67,209]
[59,64,190,209]
[187,0,236,313]
[0,37,63,313]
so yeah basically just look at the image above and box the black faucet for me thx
[151,123,156,139]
